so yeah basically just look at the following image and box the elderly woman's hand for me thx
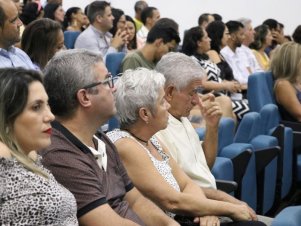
[194,216,220,226]
[198,93,222,128]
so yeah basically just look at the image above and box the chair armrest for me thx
[216,179,237,193]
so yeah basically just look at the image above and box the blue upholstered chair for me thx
[105,52,126,77]
[235,111,280,214]
[272,206,301,226]
[105,52,126,131]
[64,31,81,49]
[248,72,300,191]
[197,118,253,204]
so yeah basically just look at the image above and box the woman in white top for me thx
[107,68,265,226]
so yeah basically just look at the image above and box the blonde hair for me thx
[270,42,301,83]
[0,68,48,178]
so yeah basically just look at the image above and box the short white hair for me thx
[155,52,206,90]
[115,67,165,128]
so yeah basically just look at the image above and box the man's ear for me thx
[164,85,175,102]
[96,14,103,23]
[230,33,236,41]
[76,89,92,108]
[154,38,163,47]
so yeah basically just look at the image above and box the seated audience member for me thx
[198,13,215,29]
[237,18,262,73]
[206,21,234,81]
[20,2,44,26]
[212,13,222,22]
[21,18,65,70]
[43,3,65,25]
[109,8,128,52]
[182,26,250,121]
[107,67,266,226]
[126,15,138,51]
[262,19,284,56]
[40,49,179,226]
[12,0,22,14]
[155,52,272,226]
[137,6,161,48]
[47,0,62,4]
[0,0,35,69]
[249,25,273,71]
[133,0,148,31]
[63,7,86,31]
[221,21,250,94]
[271,42,301,122]
[75,1,127,58]
[121,18,180,71]
[0,68,78,225]
[292,25,301,44]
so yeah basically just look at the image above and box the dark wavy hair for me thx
[249,24,269,50]
[292,25,301,44]
[21,18,62,69]
[63,7,81,30]
[126,15,137,50]
[206,20,226,53]
[109,8,125,36]
[182,26,208,60]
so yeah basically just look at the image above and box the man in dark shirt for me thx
[41,49,178,226]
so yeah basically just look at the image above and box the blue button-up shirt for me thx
[0,46,36,69]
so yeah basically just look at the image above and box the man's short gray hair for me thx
[115,67,165,128]
[237,17,252,28]
[155,52,206,90]
[44,49,103,119]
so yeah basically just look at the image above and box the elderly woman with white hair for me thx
[107,67,266,226]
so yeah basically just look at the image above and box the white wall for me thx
[62,0,300,42]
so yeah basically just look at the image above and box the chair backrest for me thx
[259,103,281,134]
[217,117,236,155]
[64,31,81,49]
[234,112,261,143]
[105,52,126,77]
[248,71,276,112]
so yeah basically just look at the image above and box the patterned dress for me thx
[191,55,250,120]
[107,129,180,218]
[0,156,78,226]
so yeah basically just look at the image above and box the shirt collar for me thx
[0,46,16,55]
[90,25,113,39]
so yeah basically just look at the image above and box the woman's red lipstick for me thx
[44,128,52,135]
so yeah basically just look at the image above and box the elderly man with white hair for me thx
[155,52,273,226]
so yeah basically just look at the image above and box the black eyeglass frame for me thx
[81,73,117,90]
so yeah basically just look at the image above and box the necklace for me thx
[125,130,149,146]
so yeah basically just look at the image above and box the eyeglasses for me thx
[82,73,117,90]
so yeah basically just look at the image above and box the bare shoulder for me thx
[0,142,12,158]
[274,79,294,91]
[207,50,221,64]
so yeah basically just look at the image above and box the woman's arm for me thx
[203,80,241,93]
[114,138,251,220]
[274,79,301,121]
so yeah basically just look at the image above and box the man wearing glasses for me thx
[41,49,179,226]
